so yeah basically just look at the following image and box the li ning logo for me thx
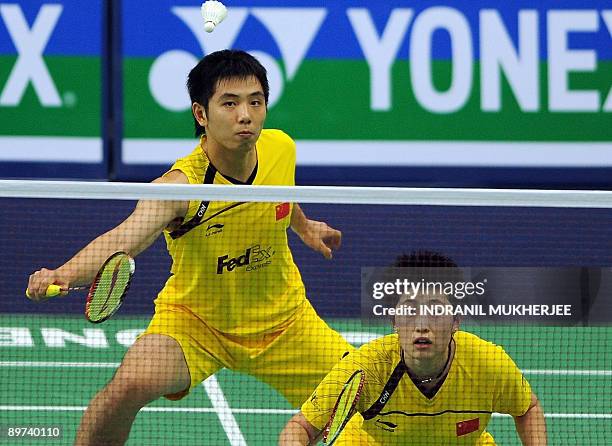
[206,223,224,237]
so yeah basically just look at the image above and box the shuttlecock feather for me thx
[201,1,228,33]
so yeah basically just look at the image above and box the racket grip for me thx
[45,284,63,297]
[25,284,63,299]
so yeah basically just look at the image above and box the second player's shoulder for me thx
[454,331,515,372]
[348,334,400,373]
[455,330,502,354]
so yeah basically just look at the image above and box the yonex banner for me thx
[0,1,105,178]
[118,0,611,181]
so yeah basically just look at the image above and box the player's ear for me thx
[192,102,207,127]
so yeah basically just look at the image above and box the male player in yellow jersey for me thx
[26,50,353,445]
[280,251,547,445]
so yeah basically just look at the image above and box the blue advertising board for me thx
[116,0,612,186]
[0,1,107,179]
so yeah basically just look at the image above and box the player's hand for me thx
[298,220,342,260]
[26,268,69,301]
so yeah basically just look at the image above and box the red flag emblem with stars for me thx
[275,202,290,221]
[456,418,480,436]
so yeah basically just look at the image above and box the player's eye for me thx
[251,100,262,106]
[223,101,236,107]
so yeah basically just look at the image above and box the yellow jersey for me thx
[154,129,306,335]
[302,331,532,445]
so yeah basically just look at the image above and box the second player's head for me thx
[390,251,462,362]
[187,50,270,144]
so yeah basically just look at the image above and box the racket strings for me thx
[96,259,125,315]
[324,371,365,445]
[87,254,133,322]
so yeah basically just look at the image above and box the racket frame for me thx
[322,369,366,446]
[85,251,135,323]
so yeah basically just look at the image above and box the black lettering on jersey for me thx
[217,245,275,274]
[362,360,406,420]
[379,390,391,405]
[217,248,251,274]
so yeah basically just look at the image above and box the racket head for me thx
[85,252,135,323]
[322,370,366,445]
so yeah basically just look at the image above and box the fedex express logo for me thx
[216,245,275,274]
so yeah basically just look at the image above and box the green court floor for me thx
[1,315,610,445]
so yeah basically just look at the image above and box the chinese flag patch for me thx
[456,418,480,436]
[275,202,290,221]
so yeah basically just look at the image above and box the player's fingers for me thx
[320,241,332,260]
[27,271,39,295]
[26,284,46,301]
[27,270,46,299]
[328,229,342,250]
[28,269,55,300]
[35,269,54,297]
[322,229,341,251]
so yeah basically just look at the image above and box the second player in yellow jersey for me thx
[280,252,547,445]
[300,332,530,445]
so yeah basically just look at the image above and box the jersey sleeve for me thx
[491,347,532,416]
[301,341,383,430]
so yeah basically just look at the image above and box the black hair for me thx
[393,250,459,270]
[186,50,270,136]
[388,250,464,308]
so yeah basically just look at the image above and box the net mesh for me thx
[1,181,611,445]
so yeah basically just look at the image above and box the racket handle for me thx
[26,284,64,299]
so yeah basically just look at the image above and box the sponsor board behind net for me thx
[0,1,104,170]
[121,1,611,172]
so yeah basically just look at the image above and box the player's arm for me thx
[278,412,321,446]
[27,171,189,300]
[290,204,341,259]
[513,392,547,445]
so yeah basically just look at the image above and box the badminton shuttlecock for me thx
[201,1,228,33]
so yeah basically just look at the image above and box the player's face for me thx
[200,76,266,152]
[394,293,458,361]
